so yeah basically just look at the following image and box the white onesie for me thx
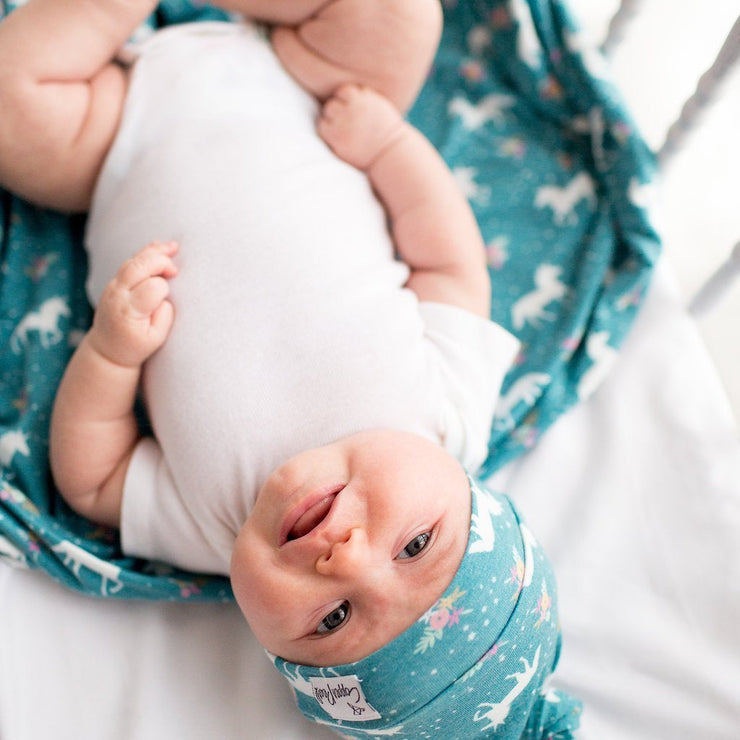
[84,22,520,575]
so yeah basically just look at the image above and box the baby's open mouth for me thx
[286,488,342,541]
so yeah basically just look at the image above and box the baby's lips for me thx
[280,484,345,546]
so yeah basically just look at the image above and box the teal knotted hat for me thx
[271,476,582,738]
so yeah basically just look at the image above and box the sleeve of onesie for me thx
[419,302,520,473]
[120,437,228,574]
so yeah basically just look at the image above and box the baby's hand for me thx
[318,84,406,171]
[89,241,179,368]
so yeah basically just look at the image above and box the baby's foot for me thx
[318,84,406,171]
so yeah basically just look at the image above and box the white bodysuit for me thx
[84,22,519,574]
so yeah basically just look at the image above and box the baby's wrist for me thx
[85,328,143,372]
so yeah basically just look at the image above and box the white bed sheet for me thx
[2,260,739,740]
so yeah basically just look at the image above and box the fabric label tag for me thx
[309,675,382,722]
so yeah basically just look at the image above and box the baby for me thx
[0,0,580,736]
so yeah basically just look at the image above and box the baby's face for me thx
[231,430,471,666]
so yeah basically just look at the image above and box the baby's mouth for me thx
[286,487,343,541]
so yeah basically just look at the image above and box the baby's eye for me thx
[317,601,350,634]
[397,532,431,559]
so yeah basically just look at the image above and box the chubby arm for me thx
[50,241,178,528]
[0,0,158,211]
[319,85,490,317]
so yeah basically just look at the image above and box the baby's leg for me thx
[210,0,328,25]
[0,0,157,212]
[213,0,442,112]
[274,0,442,112]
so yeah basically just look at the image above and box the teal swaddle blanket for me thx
[0,0,659,601]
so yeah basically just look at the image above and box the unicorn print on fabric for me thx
[268,658,316,698]
[511,264,568,330]
[10,295,70,352]
[534,172,596,225]
[51,540,124,596]
[469,485,504,554]
[473,646,542,731]
[448,93,516,130]
[0,430,30,467]
[0,535,28,569]
[577,330,619,400]
[453,166,491,205]
[494,372,551,431]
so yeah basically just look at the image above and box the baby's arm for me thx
[319,85,490,317]
[50,241,178,528]
[0,0,157,211]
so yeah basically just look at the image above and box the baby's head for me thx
[231,429,470,666]
[231,430,581,737]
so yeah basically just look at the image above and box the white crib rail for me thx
[601,0,644,55]
[604,4,740,317]
[689,241,740,318]
[656,14,740,171]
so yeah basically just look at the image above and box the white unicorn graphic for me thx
[0,535,28,569]
[0,430,31,467]
[473,646,541,731]
[453,166,491,205]
[494,372,550,431]
[51,540,124,596]
[268,659,343,699]
[534,172,596,225]
[577,331,618,400]
[448,93,516,130]
[10,296,71,352]
[511,264,568,330]
[469,488,504,554]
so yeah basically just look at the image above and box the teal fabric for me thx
[0,0,660,600]
[272,476,583,738]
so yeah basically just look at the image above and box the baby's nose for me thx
[315,527,369,578]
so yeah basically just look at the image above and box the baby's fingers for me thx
[129,275,171,318]
[150,299,175,339]
[118,241,179,289]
